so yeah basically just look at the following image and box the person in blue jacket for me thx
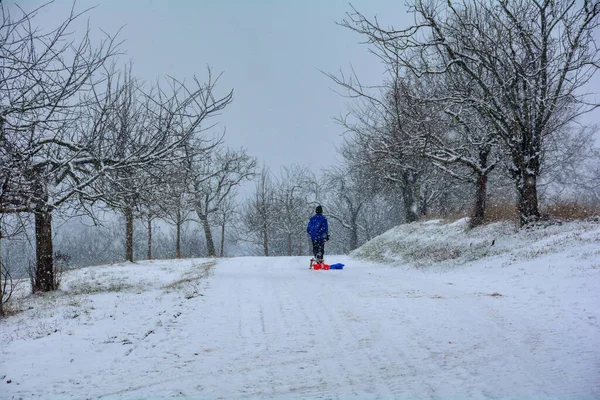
[307,205,329,263]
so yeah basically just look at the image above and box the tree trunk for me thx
[517,172,540,226]
[349,213,359,251]
[470,173,488,228]
[175,212,182,259]
[0,226,4,315]
[419,199,428,217]
[125,207,134,262]
[401,171,419,223]
[34,207,54,292]
[262,225,269,257]
[147,217,152,260]
[220,223,225,257]
[287,233,292,256]
[510,145,541,226]
[200,215,216,257]
[469,148,492,228]
[509,124,541,226]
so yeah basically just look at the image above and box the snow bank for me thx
[351,218,600,269]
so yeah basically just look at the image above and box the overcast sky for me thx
[16,0,412,173]
[13,1,600,173]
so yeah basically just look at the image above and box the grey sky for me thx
[16,1,600,171]
[21,0,411,173]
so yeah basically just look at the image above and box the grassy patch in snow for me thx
[0,258,217,324]
[162,260,215,299]
[68,280,134,295]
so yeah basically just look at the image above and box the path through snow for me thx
[2,254,599,399]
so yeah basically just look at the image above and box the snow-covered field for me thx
[2,219,600,399]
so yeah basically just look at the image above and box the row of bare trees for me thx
[0,3,254,293]
[329,0,600,227]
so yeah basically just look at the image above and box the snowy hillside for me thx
[352,217,600,269]
[1,219,600,399]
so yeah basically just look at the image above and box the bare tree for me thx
[0,213,25,315]
[0,260,16,316]
[90,67,150,262]
[0,2,120,291]
[329,53,502,228]
[189,147,256,257]
[538,124,600,205]
[395,74,500,227]
[213,193,238,257]
[334,88,435,223]
[91,66,236,263]
[154,138,213,259]
[320,165,375,251]
[242,168,276,256]
[158,175,194,258]
[272,166,310,256]
[341,0,600,225]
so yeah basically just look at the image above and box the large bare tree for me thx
[0,2,120,291]
[392,74,500,227]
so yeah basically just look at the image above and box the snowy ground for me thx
[2,220,600,399]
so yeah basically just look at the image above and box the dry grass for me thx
[163,261,216,290]
[541,201,600,221]
[484,200,600,224]
[421,201,518,225]
[421,200,599,228]
[0,303,25,318]
[484,202,519,223]
[162,261,216,300]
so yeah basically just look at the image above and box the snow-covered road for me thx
[185,256,598,399]
[2,253,599,399]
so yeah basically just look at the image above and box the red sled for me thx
[310,258,344,270]
[310,258,331,270]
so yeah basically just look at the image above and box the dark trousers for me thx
[312,240,325,261]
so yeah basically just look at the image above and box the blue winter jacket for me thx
[307,214,328,242]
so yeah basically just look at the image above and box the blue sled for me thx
[329,263,344,270]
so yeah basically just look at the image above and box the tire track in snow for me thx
[275,263,412,399]
[281,276,356,399]
[247,264,338,398]
[90,256,599,399]
[320,274,428,399]
[215,259,358,399]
